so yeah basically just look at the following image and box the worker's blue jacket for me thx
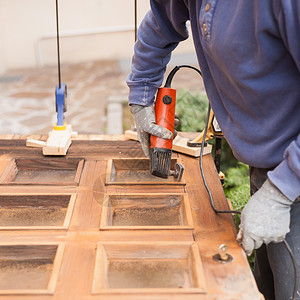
[127,0,300,201]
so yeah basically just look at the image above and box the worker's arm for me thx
[268,135,300,201]
[238,0,300,255]
[266,0,300,201]
[127,0,189,107]
[127,1,189,156]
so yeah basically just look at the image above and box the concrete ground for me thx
[0,59,205,135]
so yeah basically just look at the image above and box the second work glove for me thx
[237,179,292,256]
[130,104,173,157]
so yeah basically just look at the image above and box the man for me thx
[127,1,300,299]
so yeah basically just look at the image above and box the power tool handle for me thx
[150,87,176,149]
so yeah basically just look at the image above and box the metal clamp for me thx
[169,163,184,182]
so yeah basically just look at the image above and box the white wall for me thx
[0,0,195,73]
[0,2,7,73]
[0,47,5,74]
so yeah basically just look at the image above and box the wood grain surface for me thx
[0,136,262,300]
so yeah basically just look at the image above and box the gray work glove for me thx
[237,179,292,256]
[130,104,173,157]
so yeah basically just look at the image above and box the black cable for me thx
[166,65,240,214]
[283,239,298,300]
[164,65,202,87]
[214,137,222,174]
[199,103,241,214]
[166,65,297,296]
[134,0,137,42]
[55,0,61,89]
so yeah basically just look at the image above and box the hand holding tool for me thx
[149,68,184,180]
[149,86,178,178]
[130,104,173,158]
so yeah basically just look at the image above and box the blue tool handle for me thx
[55,83,67,126]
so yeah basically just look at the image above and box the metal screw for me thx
[213,243,233,263]
[219,244,229,261]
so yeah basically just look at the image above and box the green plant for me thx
[175,89,209,132]
[224,162,250,194]
[224,162,250,226]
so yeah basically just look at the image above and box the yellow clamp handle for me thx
[54,122,67,130]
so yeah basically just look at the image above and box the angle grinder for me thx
[149,67,184,182]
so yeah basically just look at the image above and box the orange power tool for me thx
[149,67,184,181]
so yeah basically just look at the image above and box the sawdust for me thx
[0,260,53,290]
[14,170,76,183]
[0,207,67,226]
[112,206,182,226]
[107,259,193,289]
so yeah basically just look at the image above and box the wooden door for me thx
[0,137,262,299]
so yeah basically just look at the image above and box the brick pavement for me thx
[0,60,128,135]
[0,60,204,135]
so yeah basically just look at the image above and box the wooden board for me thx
[100,193,194,230]
[0,158,84,185]
[0,243,64,295]
[0,193,76,230]
[92,242,206,293]
[105,158,186,185]
[0,136,262,300]
[125,130,212,157]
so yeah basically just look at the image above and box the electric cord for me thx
[199,102,241,214]
[166,65,298,297]
[134,0,137,42]
[177,67,298,297]
[164,65,202,87]
[166,65,241,214]
[55,0,61,88]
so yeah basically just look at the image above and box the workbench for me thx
[0,135,262,299]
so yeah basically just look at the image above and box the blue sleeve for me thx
[127,0,189,106]
[268,0,300,201]
[268,135,300,201]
